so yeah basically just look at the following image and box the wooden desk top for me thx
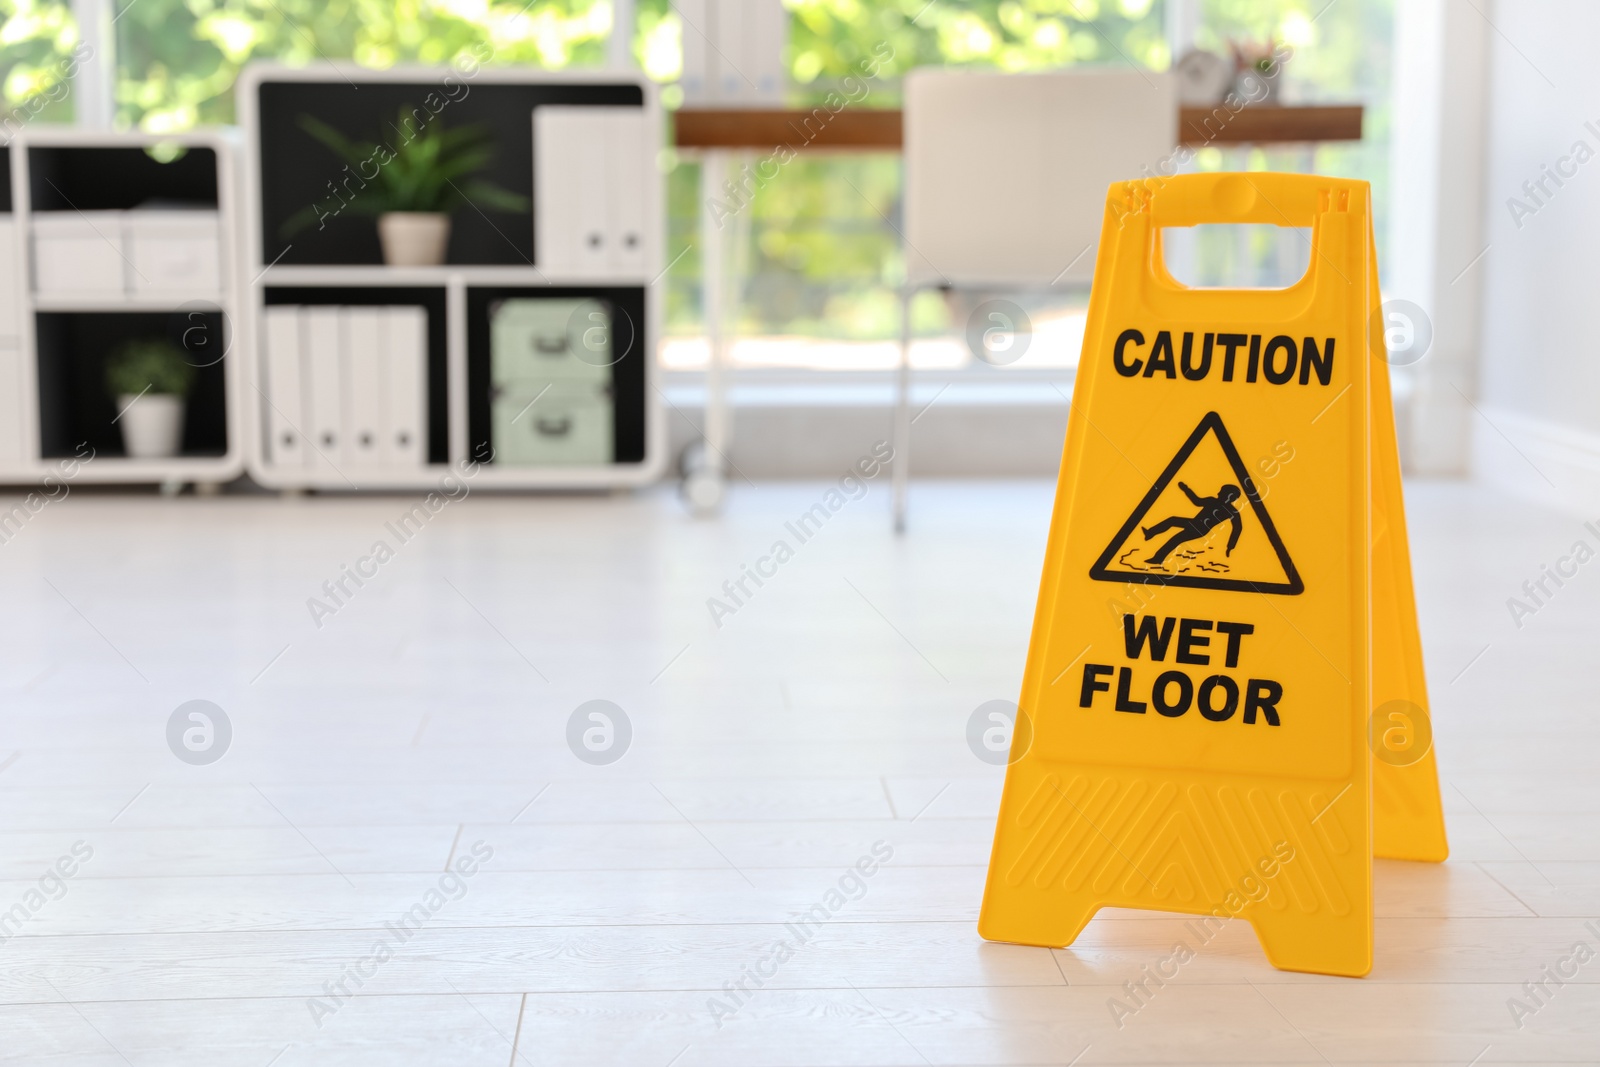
[673,104,1363,151]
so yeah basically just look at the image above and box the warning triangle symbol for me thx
[1089,411,1304,595]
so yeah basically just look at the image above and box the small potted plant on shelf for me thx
[106,339,195,459]
[1229,37,1284,104]
[284,106,530,266]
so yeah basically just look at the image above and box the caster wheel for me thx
[683,470,724,515]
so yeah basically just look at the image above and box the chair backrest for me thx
[903,66,1177,289]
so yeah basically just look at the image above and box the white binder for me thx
[535,107,612,276]
[343,307,384,466]
[534,107,578,273]
[742,0,788,102]
[305,306,343,467]
[262,306,306,468]
[537,106,650,277]
[674,0,785,104]
[382,306,427,468]
[607,109,648,276]
[571,114,610,274]
[714,0,744,99]
[677,0,708,100]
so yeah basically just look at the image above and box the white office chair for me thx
[896,66,1177,528]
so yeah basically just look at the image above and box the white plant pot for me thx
[378,212,451,266]
[1234,68,1280,104]
[118,393,186,458]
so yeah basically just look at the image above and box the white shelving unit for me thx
[0,128,244,486]
[237,64,666,492]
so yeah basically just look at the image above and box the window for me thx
[1,0,1395,374]
[0,0,77,127]
[665,0,1168,374]
[110,0,655,130]
[662,0,1394,375]
[1180,0,1396,289]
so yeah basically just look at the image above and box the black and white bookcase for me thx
[0,128,242,486]
[238,63,665,491]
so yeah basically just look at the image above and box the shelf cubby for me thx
[262,285,450,466]
[0,128,242,486]
[34,310,228,460]
[26,145,219,212]
[465,285,647,467]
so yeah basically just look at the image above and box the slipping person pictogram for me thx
[1089,412,1303,595]
[1141,482,1242,564]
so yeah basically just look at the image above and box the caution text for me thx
[1112,329,1335,387]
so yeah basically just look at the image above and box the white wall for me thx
[1474,0,1600,513]
[1387,0,1489,476]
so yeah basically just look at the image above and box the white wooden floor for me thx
[0,477,1594,1065]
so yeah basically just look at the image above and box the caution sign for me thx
[978,174,1447,979]
[1089,412,1302,594]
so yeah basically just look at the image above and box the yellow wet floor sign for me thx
[979,173,1447,978]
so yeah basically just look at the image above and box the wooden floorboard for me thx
[0,481,1593,1064]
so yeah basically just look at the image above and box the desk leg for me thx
[686,149,729,514]
[892,284,912,534]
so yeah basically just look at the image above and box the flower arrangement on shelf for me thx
[1229,37,1286,105]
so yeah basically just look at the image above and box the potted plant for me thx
[1229,38,1283,104]
[284,107,530,266]
[106,339,196,459]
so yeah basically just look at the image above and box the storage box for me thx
[489,297,613,387]
[32,209,222,300]
[491,382,612,466]
[32,211,126,297]
[124,210,222,298]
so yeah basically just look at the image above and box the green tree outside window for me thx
[0,0,1393,353]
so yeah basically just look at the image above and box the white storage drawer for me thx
[31,208,223,300]
[0,216,19,338]
[32,211,126,297]
[0,342,24,463]
[125,211,222,297]
[491,382,613,467]
[489,297,612,388]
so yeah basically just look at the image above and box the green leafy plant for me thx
[282,106,530,235]
[105,0,623,129]
[105,339,196,398]
[1229,37,1281,77]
